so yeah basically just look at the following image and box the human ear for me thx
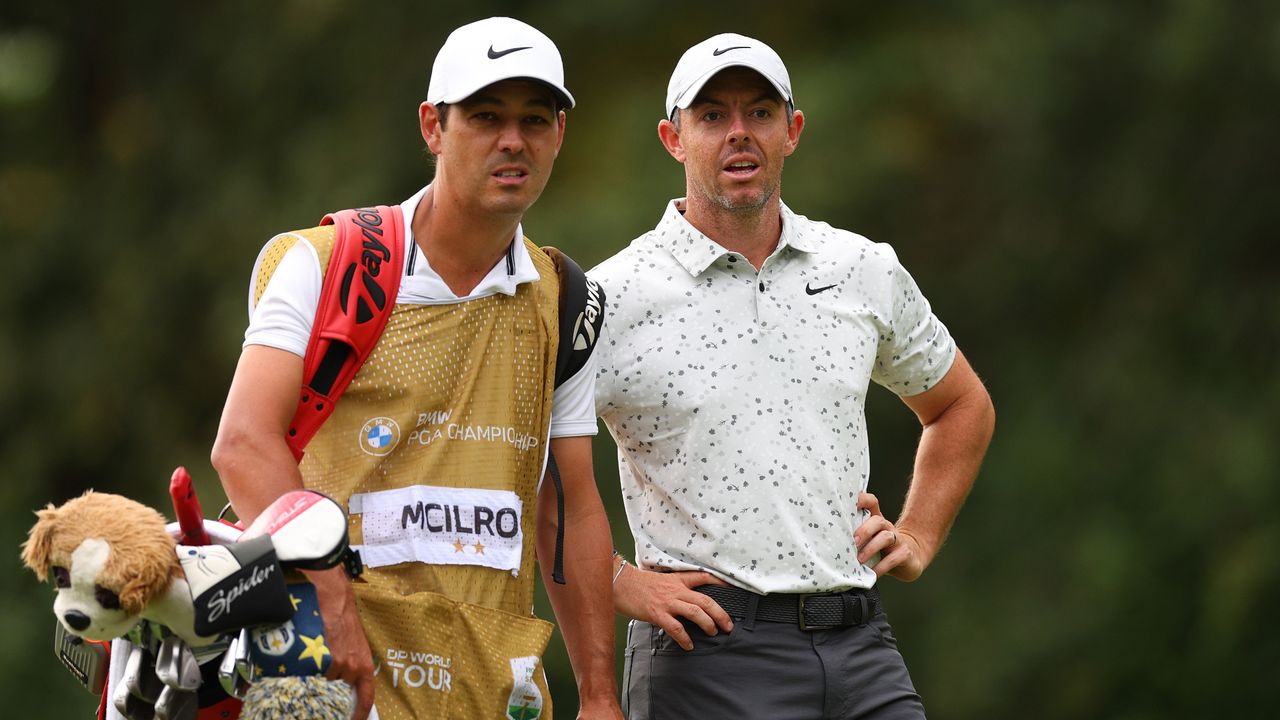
[420,102,445,155]
[554,110,567,157]
[658,117,686,163]
[783,109,805,157]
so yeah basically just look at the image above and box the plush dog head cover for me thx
[21,490,181,640]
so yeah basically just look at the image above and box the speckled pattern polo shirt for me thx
[591,198,956,594]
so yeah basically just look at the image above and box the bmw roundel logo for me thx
[358,417,401,456]
[368,425,393,447]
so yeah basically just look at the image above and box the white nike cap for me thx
[427,17,575,109]
[665,32,792,118]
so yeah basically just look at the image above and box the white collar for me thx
[397,184,541,301]
[651,198,817,277]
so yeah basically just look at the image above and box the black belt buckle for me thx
[797,593,839,631]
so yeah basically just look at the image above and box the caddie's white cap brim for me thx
[665,32,791,117]
[427,16,575,109]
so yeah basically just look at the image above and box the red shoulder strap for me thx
[286,206,406,460]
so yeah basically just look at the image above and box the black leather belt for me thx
[695,584,879,631]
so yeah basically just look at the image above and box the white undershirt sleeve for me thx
[243,237,322,358]
[549,345,600,438]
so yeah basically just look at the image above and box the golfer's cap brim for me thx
[666,33,792,116]
[427,17,575,109]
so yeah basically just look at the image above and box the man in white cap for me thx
[213,17,622,720]
[592,33,995,717]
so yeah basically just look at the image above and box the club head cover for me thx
[178,536,292,638]
[240,676,355,720]
[246,582,333,678]
[241,491,351,571]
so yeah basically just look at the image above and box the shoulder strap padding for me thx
[541,246,605,389]
[286,206,405,460]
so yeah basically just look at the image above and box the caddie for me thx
[212,17,621,720]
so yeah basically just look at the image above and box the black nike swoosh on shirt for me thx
[712,46,750,56]
[805,283,838,295]
[488,45,532,59]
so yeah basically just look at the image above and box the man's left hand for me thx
[855,492,927,581]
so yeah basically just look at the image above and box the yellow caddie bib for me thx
[253,227,562,720]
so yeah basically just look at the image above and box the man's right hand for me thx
[213,346,376,714]
[612,564,734,651]
[309,567,375,720]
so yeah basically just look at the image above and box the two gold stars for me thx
[451,538,486,554]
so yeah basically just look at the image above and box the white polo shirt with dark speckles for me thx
[591,198,956,594]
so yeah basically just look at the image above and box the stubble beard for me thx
[712,181,776,214]
[483,169,549,218]
[697,157,784,215]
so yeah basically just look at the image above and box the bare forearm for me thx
[211,344,308,524]
[898,385,994,563]
[538,498,617,705]
[211,430,307,523]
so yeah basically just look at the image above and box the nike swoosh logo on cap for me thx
[712,46,750,56]
[488,45,532,59]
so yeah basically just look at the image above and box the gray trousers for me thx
[621,598,925,719]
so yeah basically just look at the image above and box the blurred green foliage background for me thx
[3,1,1276,717]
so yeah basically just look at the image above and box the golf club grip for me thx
[169,466,211,546]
